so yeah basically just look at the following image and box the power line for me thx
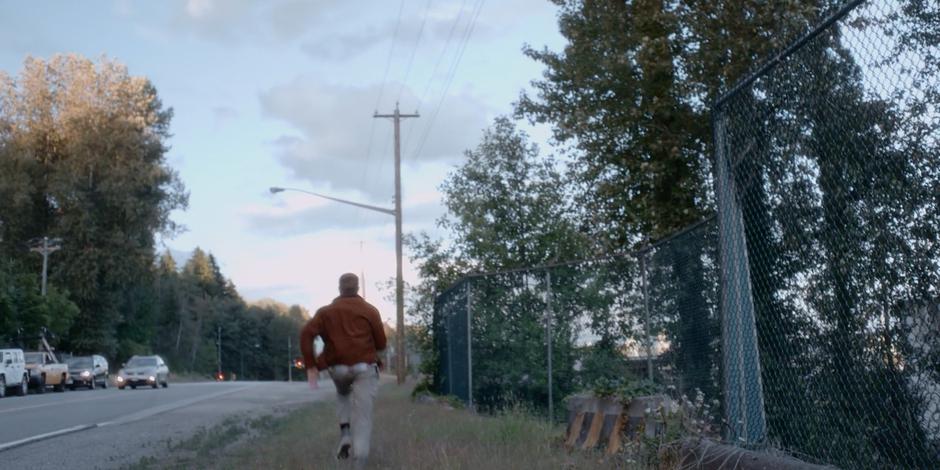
[409,0,486,161]
[397,0,471,159]
[372,128,397,203]
[359,0,407,193]
[365,0,483,207]
[373,0,406,113]
[355,0,407,228]
[396,0,434,103]
[408,0,486,163]
[417,0,471,109]
[386,0,435,184]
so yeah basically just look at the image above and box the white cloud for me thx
[184,0,213,18]
[113,0,134,17]
[209,230,418,322]
[171,0,339,43]
[300,4,493,62]
[259,79,489,200]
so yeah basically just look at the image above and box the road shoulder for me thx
[2,382,330,470]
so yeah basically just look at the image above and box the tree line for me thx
[0,55,306,379]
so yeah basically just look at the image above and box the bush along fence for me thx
[433,1,940,468]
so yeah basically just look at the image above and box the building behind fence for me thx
[433,1,939,468]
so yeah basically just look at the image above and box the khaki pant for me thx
[330,363,379,467]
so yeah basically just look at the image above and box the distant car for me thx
[0,349,29,397]
[116,355,169,389]
[67,355,109,390]
[25,351,69,393]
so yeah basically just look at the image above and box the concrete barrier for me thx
[566,394,835,469]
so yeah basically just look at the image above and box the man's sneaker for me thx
[336,435,352,460]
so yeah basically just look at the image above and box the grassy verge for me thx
[131,384,624,469]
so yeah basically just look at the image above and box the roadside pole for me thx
[466,281,473,410]
[30,237,62,296]
[374,103,419,385]
[641,253,653,381]
[545,271,554,423]
[216,326,222,379]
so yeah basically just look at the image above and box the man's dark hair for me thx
[339,273,359,296]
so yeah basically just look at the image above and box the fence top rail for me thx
[434,215,716,301]
[712,0,865,111]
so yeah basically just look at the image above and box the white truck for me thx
[0,348,29,397]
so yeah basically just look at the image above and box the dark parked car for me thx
[67,355,109,390]
[116,355,169,389]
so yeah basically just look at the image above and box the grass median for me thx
[134,381,622,469]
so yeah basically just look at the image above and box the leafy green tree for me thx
[511,3,940,465]
[0,258,78,347]
[516,0,777,399]
[0,54,188,355]
[0,55,311,384]
[438,117,587,269]
[517,0,716,246]
[410,117,590,411]
[714,5,940,466]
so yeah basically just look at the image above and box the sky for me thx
[0,0,565,323]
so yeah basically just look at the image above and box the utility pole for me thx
[287,335,292,383]
[30,237,62,297]
[545,271,554,423]
[641,252,653,381]
[374,102,419,385]
[216,325,222,379]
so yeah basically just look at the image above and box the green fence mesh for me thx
[433,220,720,420]
[433,1,939,468]
[714,0,940,467]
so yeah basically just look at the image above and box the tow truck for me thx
[24,335,69,393]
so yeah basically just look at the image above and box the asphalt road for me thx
[0,379,334,469]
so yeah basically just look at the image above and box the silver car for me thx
[67,355,109,390]
[115,355,169,389]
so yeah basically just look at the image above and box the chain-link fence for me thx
[434,1,939,468]
[434,219,721,421]
[713,0,940,467]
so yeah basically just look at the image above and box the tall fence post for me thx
[466,280,473,410]
[447,299,454,396]
[714,112,767,444]
[641,251,653,381]
[545,270,554,423]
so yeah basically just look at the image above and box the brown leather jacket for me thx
[300,294,387,370]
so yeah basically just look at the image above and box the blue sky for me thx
[0,0,564,322]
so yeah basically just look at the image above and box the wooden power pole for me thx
[30,236,62,297]
[374,103,418,385]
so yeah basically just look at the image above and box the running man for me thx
[300,273,387,469]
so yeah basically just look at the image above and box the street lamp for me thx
[269,186,408,385]
[269,187,395,216]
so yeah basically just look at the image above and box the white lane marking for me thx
[0,384,255,452]
[0,424,97,452]
[0,382,231,415]
[98,385,253,427]
[0,394,119,415]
